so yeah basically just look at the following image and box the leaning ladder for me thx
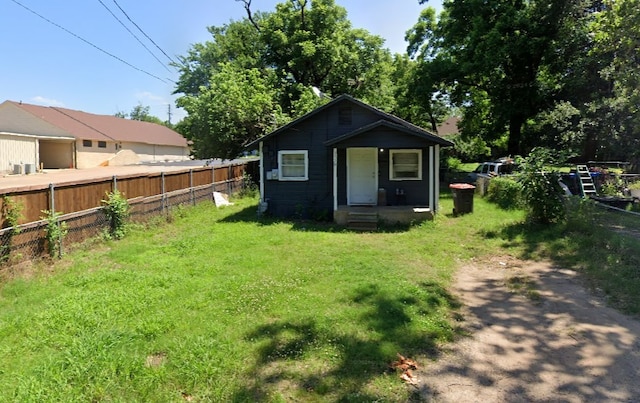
[576,165,596,197]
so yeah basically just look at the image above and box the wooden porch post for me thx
[259,141,265,202]
[429,146,435,212]
[333,147,338,211]
[434,144,440,213]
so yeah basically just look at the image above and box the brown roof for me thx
[6,101,187,147]
[436,116,461,137]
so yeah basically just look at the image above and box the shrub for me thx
[1,196,23,229]
[238,172,258,198]
[102,190,130,240]
[41,209,68,258]
[486,177,522,210]
[1,196,23,262]
[446,157,462,171]
[516,148,567,224]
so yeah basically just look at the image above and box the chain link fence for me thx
[0,177,248,268]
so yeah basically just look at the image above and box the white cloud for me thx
[30,96,66,107]
[134,91,166,103]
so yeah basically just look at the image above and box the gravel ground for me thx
[417,255,640,402]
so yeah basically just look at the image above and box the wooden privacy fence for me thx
[0,160,258,266]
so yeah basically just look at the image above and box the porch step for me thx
[347,211,378,231]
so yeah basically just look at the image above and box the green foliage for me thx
[177,63,285,159]
[1,195,23,229]
[486,177,523,210]
[408,0,620,159]
[237,172,259,198]
[0,196,528,401]
[102,190,130,240]
[599,175,625,197]
[115,103,168,127]
[174,0,398,158]
[41,209,68,258]
[446,156,462,171]
[591,0,640,161]
[1,196,23,262]
[452,133,492,162]
[627,181,640,190]
[516,148,567,224]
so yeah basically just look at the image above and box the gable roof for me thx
[0,100,187,147]
[324,120,449,146]
[246,94,453,148]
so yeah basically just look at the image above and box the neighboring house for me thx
[436,116,461,138]
[247,95,453,225]
[0,100,189,174]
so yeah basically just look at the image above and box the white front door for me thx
[347,148,378,205]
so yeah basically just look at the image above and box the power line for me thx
[111,0,179,66]
[8,0,173,84]
[96,0,172,73]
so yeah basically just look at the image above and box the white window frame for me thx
[278,150,309,181]
[389,149,422,181]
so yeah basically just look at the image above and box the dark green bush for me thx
[102,190,130,240]
[517,148,566,224]
[486,177,522,209]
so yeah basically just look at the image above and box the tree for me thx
[590,0,640,164]
[176,63,286,159]
[115,104,166,126]
[244,0,395,109]
[174,0,397,157]
[412,0,596,156]
[173,16,266,97]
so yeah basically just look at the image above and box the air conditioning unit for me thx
[24,163,35,174]
[13,164,23,175]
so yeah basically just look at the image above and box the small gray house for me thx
[247,95,453,226]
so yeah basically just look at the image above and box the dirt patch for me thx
[418,256,640,402]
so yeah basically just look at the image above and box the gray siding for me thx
[261,98,441,219]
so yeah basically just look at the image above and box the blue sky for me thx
[0,0,441,122]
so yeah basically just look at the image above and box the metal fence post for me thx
[211,165,216,195]
[190,169,195,206]
[49,183,55,213]
[48,183,62,258]
[227,165,232,195]
[112,175,117,192]
[161,172,166,213]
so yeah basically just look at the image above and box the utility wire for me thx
[111,0,179,66]
[97,0,172,73]
[8,0,173,84]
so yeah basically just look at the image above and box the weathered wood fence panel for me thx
[1,161,258,225]
[0,160,259,267]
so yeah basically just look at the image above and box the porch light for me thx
[379,148,384,153]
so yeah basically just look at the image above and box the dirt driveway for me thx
[419,256,640,402]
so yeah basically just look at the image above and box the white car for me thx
[467,159,517,183]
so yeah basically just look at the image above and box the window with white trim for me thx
[278,150,308,181]
[390,149,422,180]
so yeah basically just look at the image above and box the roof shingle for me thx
[7,101,187,147]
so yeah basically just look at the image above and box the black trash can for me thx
[449,183,476,215]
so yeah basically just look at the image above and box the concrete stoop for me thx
[347,211,378,231]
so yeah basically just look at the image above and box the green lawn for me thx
[1,193,638,402]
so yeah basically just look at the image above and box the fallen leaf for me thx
[400,369,419,386]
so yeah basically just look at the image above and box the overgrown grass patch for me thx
[495,197,640,314]
[0,194,530,401]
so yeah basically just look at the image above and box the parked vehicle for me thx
[467,158,517,183]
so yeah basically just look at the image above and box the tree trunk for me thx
[507,117,523,156]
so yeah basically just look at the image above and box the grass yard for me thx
[1,192,639,402]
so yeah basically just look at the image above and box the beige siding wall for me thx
[0,134,37,174]
[121,142,190,162]
[75,139,116,169]
[39,140,74,169]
